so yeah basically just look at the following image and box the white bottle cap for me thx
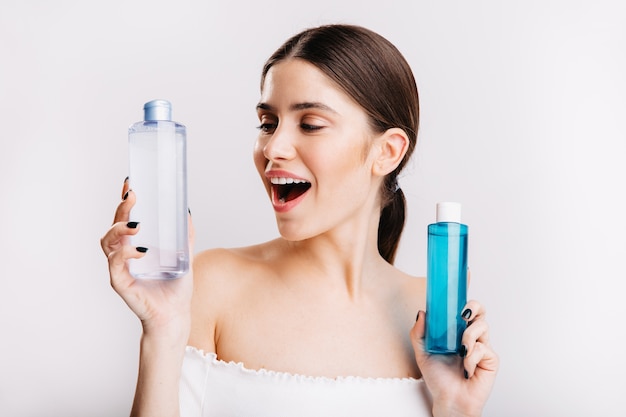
[436,202,462,223]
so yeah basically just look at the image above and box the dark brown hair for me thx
[261,24,419,264]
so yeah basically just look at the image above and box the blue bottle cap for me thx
[143,99,172,121]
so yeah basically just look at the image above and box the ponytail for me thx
[377,180,406,264]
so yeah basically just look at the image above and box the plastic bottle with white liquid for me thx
[127,99,189,279]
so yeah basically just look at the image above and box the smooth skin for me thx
[101,59,498,417]
[102,180,194,417]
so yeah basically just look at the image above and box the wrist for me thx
[432,402,481,417]
[133,320,188,417]
[141,314,191,346]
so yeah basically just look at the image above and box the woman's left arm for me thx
[410,300,499,417]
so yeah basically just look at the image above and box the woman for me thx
[101,24,498,416]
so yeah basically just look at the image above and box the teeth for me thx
[270,177,309,185]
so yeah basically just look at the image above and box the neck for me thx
[283,205,387,299]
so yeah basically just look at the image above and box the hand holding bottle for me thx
[411,301,499,417]
[100,178,194,336]
[415,203,498,416]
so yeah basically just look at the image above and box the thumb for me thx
[410,310,429,368]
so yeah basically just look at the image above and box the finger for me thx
[100,221,141,257]
[410,310,427,366]
[461,317,490,357]
[108,244,148,291]
[463,341,499,379]
[113,188,136,225]
[460,299,486,324]
[121,176,130,200]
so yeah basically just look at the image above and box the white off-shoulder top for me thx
[180,346,432,417]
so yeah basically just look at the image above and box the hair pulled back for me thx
[261,24,419,264]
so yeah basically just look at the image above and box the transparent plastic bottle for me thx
[425,202,468,354]
[127,99,189,279]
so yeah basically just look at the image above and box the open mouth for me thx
[270,177,311,203]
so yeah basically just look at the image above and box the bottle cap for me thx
[436,202,462,223]
[143,99,172,121]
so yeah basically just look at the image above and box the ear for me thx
[371,128,409,177]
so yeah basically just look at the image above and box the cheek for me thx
[253,138,268,175]
[310,142,369,183]
[333,141,377,195]
[332,138,373,173]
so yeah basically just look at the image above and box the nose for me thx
[262,124,296,162]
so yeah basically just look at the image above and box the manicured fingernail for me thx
[123,191,129,201]
[416,311,420,322]
[188,207,192,216]
[462,309,472,320]
[136,246,148,253]
[127,222,139,229]
[459,345,467,358]
[464,369,469,379]
[124,176,129,183]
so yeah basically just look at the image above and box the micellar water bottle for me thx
[127,99,189,279]
[425,202,468,354]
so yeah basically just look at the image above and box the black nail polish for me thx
[459,345,467,358]
[136,247,148,253]
[127,222,139,229]
[416,311,420,322]
[123,191,129,201]
[462,309,472,320]
[124,176,129,183]
[188,207,192,216]
[464,369,469,379]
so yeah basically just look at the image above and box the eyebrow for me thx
[256,102,339,114]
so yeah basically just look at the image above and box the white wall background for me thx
[1,0,624,415]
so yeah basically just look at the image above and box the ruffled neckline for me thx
[186,345,423,385]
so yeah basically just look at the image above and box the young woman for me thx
[101,24,498,417]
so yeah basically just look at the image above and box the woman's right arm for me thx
[100,179,194,417]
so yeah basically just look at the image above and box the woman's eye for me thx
[257,122,277,133]
[300,123,323,132]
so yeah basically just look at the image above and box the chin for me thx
[275,220,315,243]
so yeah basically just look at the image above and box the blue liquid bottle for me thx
[127,99,189,279]
[425,202,468,354]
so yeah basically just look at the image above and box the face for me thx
[253,59,382,241]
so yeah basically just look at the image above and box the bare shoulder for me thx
[401,270,426,297]
[192,240,279,294]
[193,246,258,278]
[384,264,427,312]
[188,240,280,351]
